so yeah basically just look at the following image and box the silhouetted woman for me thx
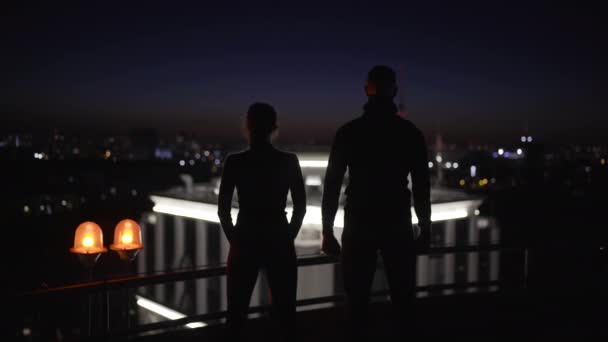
[218,103,306,341]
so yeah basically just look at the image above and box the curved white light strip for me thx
[135,295,206,329]
[298,160,329,168]
[151,196,479,228]
[151,197,225,223]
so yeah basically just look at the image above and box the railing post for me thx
[105,288,110,336]
[523,247,529,289]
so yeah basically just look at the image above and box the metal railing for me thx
[19,244,525,340]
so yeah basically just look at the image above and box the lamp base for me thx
[115,249,141,262]
[77,253,102,269]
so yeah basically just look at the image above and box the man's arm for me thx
[322,128,348,234]
[411,129,432,249]
[217,156,237,242]
[289,154,307,239]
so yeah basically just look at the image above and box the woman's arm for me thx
[289,154,307,239]
[217,155,237,242]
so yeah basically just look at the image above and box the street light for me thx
[70,221,107,270]
[110,219,144,261]
[70,221,107,335]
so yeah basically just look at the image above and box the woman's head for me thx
[246,102,278,143]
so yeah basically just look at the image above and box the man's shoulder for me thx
[225,150,248,163]
[397,117,423,134]
[342,116,365,128]
[335,117,364,136]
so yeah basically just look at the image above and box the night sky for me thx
[2,2,606,143]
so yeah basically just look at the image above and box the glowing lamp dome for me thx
[110,219,144,251]
[70,221,107,254]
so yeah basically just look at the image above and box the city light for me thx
[516,148,523,155]
[435,155,443,163]
[428,161,434,168]
[445,162,452,168]
[135,295,206,329]
[527,136,533,143]
[470,165,477,178]
[453,162,459,169]
[498,148,504,156]
[521,136,526,143]
[459,179,465,186]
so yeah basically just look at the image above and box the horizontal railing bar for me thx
[113,280,502,338]
[22,244,517,299]
[22,256,332,299]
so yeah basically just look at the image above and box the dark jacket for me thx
[322,100,431,230]
[218,142,306,241]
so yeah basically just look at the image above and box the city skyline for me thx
[2,2,606,143]
[6,4,608,340]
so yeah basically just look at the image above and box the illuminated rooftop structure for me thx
[150,152,483,248]
[136,153,494,330]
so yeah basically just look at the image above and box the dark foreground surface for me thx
[128,292,608,341]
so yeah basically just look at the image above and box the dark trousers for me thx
[341,212,417,340]
[226,228,297,342]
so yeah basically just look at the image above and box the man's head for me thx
[365,65,398,99]
[246,102,278,143]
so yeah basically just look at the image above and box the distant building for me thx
[129,128,159,160]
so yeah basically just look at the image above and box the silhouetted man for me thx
[321,65,431,339]
[218,103,306,342]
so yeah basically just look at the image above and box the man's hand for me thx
[415,223,431,254]
[321,230,341,257]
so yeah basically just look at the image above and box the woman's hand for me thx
[321,231,341,257]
